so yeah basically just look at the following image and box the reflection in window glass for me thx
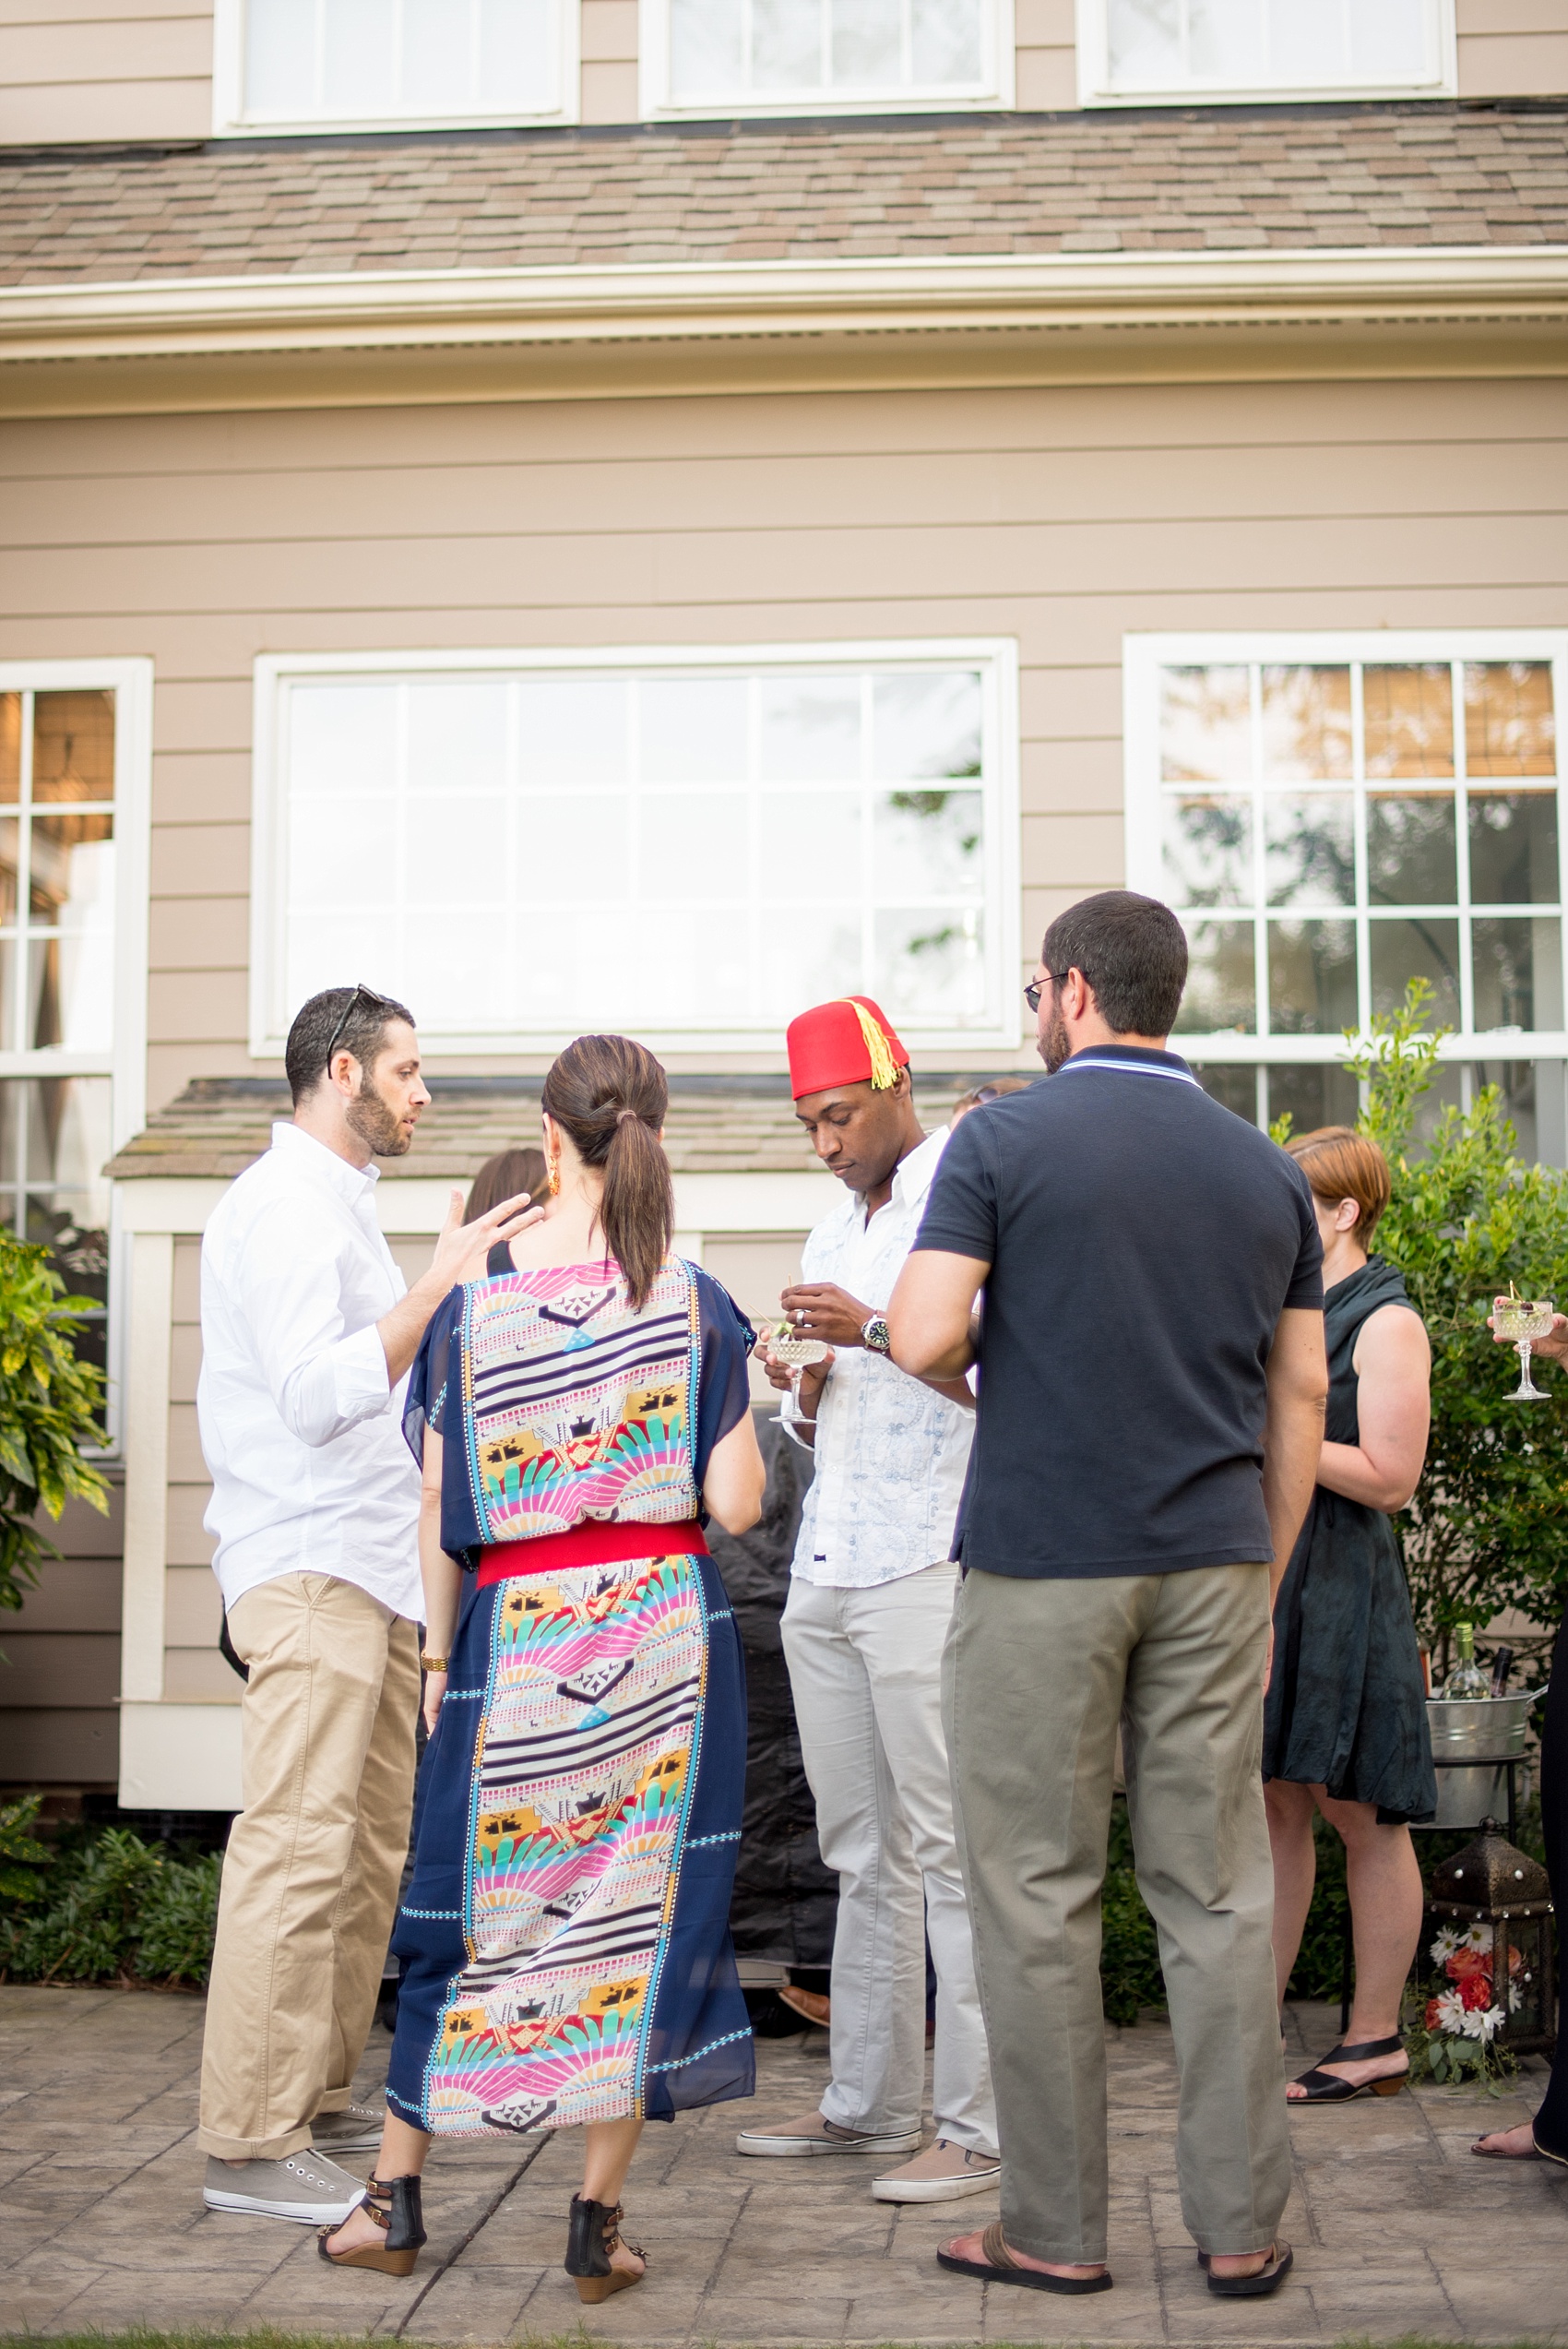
[1103,0,1440,90]
[0,693,18,803]
[1468,791,1559,906]
[1261,666,1352,781]
[1264,793,1353,907]
[1370,918,1461,1030]
[1159,665,1251,783]
[280,660,998,1034]
[1367,792,1456,907]
[670,0,986,99]
[1473,917,1564,1034]
[1364,664,1453,779]
[1475,1061,1540,1164]
[1465,662,1556,778]
[1268,918,1358,1034]
[1193,1064,1257,1120]
[244,0,561,121]
[1163,795,1251,907]
[0,1074,112,1380]
[1266,1061,1360,1136]
[1175,921,1254,1033]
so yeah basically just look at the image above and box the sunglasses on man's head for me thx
[323,982,398,1072]
[1024,970,1073,1014]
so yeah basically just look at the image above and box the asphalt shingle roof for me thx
[3,102,1566,288]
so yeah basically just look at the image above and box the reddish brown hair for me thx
[1285,1125,1393,1242]
[542,1035,674,1310]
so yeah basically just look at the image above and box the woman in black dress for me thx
[1264,1127,1436,2102]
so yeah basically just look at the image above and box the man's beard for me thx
[346,1071,411,1157]
[1040,1003,1072,1075]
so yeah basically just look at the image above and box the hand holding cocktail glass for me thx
[1489,1285,1568,1401]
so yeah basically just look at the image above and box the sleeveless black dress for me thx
[1263,1257,1438,1824]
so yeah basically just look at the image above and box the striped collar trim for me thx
[1053,1050,1202,1089]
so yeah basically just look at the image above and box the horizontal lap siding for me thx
[0,0,212,143]
[0,1486,124,1788]
[163,1234,230,1702]
[1458,1,1568,99]
[1,374,1566,1109]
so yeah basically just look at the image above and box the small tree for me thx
[0,1229,110,1623]
[1277,982,1568,1671]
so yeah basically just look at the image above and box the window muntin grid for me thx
[1156,660,1562,1049]
[266,653,1011,1048]
[0,687,115,1372]
[663,0,992,104]
[234,0,566,126]
[1093,0,1448,99]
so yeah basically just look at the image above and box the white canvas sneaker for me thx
[735,2110,924,2159]
[311,2099,385,2154]
[872,2138,1003,2202]
[203,2149,364,2224]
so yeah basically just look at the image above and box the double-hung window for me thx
[1078,0,1455,105]
[645,0,1011,115]
[0,664,150,1428]
[1124,634,1568,1163]
[252,642,1019,1056]
[213,0,576,134]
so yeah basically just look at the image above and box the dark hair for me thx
[284,984,415,1106]
[1286,1125,1392,1241]
[1039,891,1188,1039]
[468,1147,548,1221]
[541,1035,673,1310]
[952,1076,1034,1117]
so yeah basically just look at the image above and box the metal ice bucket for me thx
[1425,1692,1538,1828]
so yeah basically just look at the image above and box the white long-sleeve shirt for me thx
[785,1127,974,1589]
[197,1121,423,1619]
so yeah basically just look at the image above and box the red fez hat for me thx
[787,996,910,1101]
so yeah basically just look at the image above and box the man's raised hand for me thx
[430,1186,542,1293]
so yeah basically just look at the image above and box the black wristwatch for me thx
[861,1314,892,1355]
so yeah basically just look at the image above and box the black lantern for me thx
[1428,1818,1557,2057]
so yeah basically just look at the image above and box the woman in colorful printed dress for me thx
[321,1033,766,2295]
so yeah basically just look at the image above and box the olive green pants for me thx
[943,1560,1289,2266]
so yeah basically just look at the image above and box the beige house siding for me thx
[1459,0,1568,98]
[2,373,1562,1112]
[0,0,213,145]
[0,1485,124,1786]
[581,0,637,124]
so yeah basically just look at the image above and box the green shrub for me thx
[1099,1799,1167,2024]
[0,1227,110,1621]
[0,1815,220,1987]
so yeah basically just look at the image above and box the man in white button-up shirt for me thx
[735,996,999,2207]
[196,985,531,2230]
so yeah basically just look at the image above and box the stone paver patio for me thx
[1,1984,1564,2345]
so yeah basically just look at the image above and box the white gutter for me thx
[2,244,1566,363]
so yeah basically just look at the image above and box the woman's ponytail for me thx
[541,1035,674,1310]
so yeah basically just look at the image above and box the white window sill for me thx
[644,89,1007,121]
[212,109,579,138]
[1082,80,1455,108]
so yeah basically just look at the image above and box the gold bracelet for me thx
[420,1652,449,1674]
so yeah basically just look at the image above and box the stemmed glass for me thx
[1492,1295,1557,1402]
[766,1318,831,1377]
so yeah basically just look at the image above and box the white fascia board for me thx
[3,245,1566,365]
[120,1699,242,1814]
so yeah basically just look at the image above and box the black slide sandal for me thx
[937,2222,1113,2295]
[1290,2033,1408,2103]
[1201,2242,1293,2297]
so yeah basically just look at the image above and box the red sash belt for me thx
[475,1518,709,1588]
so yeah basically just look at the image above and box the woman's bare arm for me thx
[419,1427,462,1733]
[701,1410,766,1535]
[1315,1303,1431,1512]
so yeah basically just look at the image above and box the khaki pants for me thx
[198,1573,421,2160]
[944,1562,1289,2265]
[782,1566,997,2152]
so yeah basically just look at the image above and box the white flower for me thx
[1459,2004,1506,2044]
[1462,1923,1491,1951]
[1430,1927,1461,1964]
[1432,1989,1468,2034]
[1508,1979,1524,2013]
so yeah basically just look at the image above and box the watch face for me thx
[864,1317,892,1354]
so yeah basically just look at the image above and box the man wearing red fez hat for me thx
[734,995,1001,2205]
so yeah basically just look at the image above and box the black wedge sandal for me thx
[318,2174,427,2276]
[564,2194,647,2304]
[1289,2033,1408,2103]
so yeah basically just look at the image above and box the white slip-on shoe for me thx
[735,2110,925,2159]
[872,2138,1003,2202]
[203,2150,364,2225]
[311,2099,386,2154]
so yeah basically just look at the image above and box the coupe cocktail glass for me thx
[1493,1296,1557,1401]
[767,1318,831,1373]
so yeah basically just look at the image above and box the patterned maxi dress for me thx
[386,1253,757,2137]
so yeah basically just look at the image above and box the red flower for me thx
[1447,1944,1493,1984]
[1459,1972,1495,2012]
[1424,1997,1445,2031]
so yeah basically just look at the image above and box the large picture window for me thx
[1079,0,1453,104]
[0,664,151,1415]
[645,0,1009,113]
[1123,634,1568,1163]
[214,0,576,133]
[252,645,1019,1055]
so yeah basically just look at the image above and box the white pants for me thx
[782,1563,997,2152]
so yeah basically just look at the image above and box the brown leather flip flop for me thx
[1200,2241,1293,2297]
[937,2222,1113,2295]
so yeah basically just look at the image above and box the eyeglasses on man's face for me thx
[322,982,398,1074]
[1024,970,1073,1015]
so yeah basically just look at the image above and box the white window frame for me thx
[1123,627,1568,1071]
[211,0,580,137]
[641,0,1014,119]
[1076,0,1455,108]
[0,657,153,1457]
[250,638,1021,1058]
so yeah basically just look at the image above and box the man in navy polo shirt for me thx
[888,890,1327,2305]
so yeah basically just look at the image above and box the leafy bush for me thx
[0,1800,220,1987]
[1099,1798,1167,2023]
[0,1228,110,1619]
